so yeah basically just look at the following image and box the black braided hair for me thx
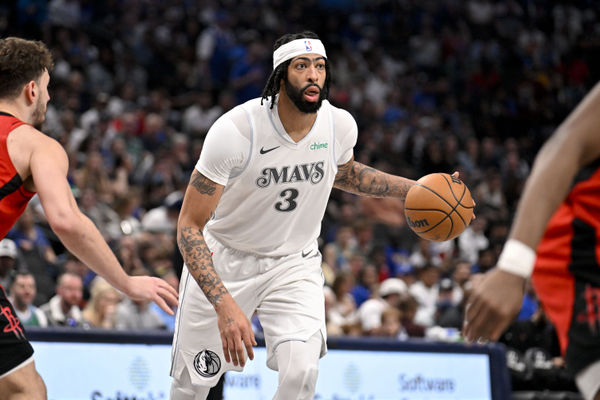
[260,31,331,109]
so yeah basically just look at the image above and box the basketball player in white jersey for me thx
[170,31,436,399]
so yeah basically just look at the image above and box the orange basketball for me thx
[404,173,475,242]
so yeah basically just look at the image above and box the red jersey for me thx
[0,112,35,240]
[532,157,600,359]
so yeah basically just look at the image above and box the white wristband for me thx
[497,239,536,278]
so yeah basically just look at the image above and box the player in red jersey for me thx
[0,37,178,400]
[464,82,600,400]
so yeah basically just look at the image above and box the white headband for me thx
[272,38,327,70]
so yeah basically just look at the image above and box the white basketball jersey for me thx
[196,98,357,256]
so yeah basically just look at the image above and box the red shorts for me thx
[533,216,600,376]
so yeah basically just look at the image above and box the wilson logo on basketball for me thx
[193,349,221,378]
[407,216,429,228]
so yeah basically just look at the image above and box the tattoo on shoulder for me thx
[190,171,216,195]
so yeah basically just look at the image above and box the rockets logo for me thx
[1,305,25,340]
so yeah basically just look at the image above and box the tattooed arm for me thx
[177,169,256,366]
[334,157,416,199]
[177,170,227,305]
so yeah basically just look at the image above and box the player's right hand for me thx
[463,268,526,342]
[215,295,257,367]
[123,275,179,314]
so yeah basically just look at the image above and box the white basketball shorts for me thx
[170,233,327,388]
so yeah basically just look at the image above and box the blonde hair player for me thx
[170,31,464,399]
[0,37,178,400]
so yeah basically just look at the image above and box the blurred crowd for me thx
[1,2,599,389]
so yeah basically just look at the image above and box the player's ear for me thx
[23,80,37,105]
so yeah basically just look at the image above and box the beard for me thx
[31,97,46,127]
[283,79,325,114]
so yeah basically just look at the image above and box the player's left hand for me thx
[463,268,525,342]
[123,276,179,314]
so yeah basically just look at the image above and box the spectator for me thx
[8,272,48,327]
[112,266,167,332]
[379,307,408,340]
[140,113,168,153]
[324,285,343,336]
[47,0,81,29]
[137,235,175,278]
[357,278,407,335]
[409,263,441,327]
[353,219,376,259]
[82,277,123,329]
[195,10,235,89]
[77,187,122,241]
[148,271,179,331]
[114,297,166,331]
[396,265,418,288]
[408,238,444,269]
[399,295,426,338]
[517,281,539,322]
[78,92,110,138]
[73,151,113,203]
[351,263,378,307]
[458,216,490,266]
[9,205,57,266]
[346,253,366,287]
[435,278,464,329]
[60,252,96,300]
[473,247,497,274]
[60,109,86,154]
[474,169,507,214]
[229,39,268,104]
[327,272,360,335]
[112,194,143,238]
[320,244,337,287]
[8,206,57,303]
[182,90,222,137]
[116,235,147,277]
[140,190,182,235]
[325,225,358,270]
[0,238,18,289]
[452,259,473,290]
[40,272,88,328]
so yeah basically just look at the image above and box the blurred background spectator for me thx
[40,272,88,328]
[82,276,123,329]
[8,271,48,328]
[0,238,19,289]
[357,277,407,336]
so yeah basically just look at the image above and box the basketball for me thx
[404,173,475,242]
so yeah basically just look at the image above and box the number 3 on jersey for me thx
[275,188,298,212]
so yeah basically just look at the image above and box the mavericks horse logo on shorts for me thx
[193,349,221,377]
